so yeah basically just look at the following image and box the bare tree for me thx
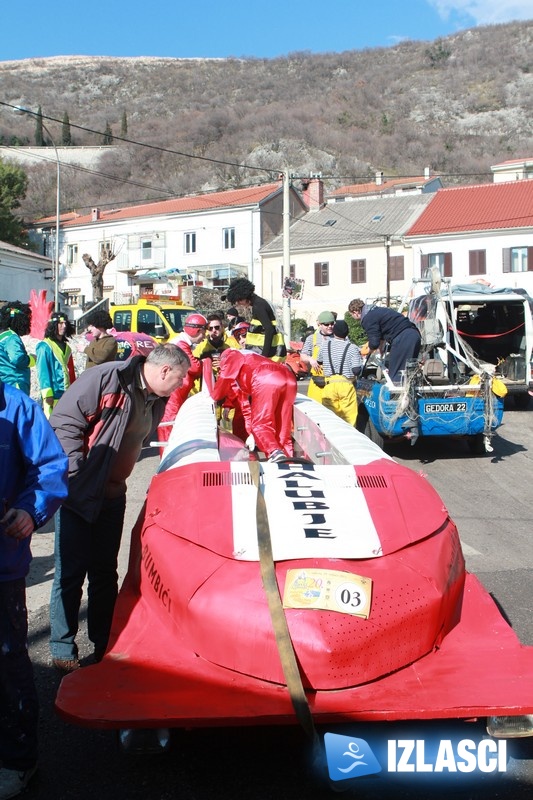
[82,248,117,302]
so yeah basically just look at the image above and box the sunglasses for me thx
[208,324,222,331]
[321,322,335,327]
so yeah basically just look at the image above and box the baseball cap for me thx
[317,311,335,324]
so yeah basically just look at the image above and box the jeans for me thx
[0,578,38,770]
[49,495,126,660]
[389,328,422,384]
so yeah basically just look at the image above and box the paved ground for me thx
[23,390,533,800]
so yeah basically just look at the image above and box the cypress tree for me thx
[102,121,113,145]
[35,106,44,146]
[120,110,128,138]
[62,111,72,146]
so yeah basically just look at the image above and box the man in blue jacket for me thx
[0,380,68,800]
[349,298,421,384]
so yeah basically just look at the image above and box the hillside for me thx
[0,19,532,220]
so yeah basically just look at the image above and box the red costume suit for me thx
[159,335,202,443]
[211,350,297,459]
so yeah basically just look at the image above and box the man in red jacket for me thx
[159,313,207,443]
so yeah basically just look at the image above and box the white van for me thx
[409,283,533,408]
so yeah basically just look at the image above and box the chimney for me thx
[301,176,324,211]
[375,171,384,186]
[92,207,101,221]
[424,166,431,179]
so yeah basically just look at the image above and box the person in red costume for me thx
[159,313,207,444]
[211,349,297,462]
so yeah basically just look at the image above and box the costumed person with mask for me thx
[231,320,250,349]
[317,319,363,426]
[83,309,118,367]
[35,312,76,418]
[300,310,336,402]
[159,313,207,444]
[348,298,421,384]
[0,302,34,396]
[224,278,286,362]
[225,307,240,336]
[211,349,297,462]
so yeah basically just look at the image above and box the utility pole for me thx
[282,169,291,343]
[385,236,391,307]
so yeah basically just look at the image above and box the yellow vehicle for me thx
[110,296,196,343]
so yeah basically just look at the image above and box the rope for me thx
[456,322,524,339]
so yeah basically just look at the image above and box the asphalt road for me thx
[25,394,533,800]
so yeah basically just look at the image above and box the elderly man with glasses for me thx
[300,310,337,402]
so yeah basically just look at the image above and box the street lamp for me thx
[14,104,61,310]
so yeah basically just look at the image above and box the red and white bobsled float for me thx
[56,380,533,738]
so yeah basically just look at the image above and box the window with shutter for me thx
[423,253,452,277]
[351,259,366,283]
[469,250,486,275]
[314,262,329,286]
[503,246,532,273]
[502,248,511,273]
[389,255,404,281]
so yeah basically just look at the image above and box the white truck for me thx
[411,281,533,409]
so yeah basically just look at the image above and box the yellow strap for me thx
[249,461,318,744]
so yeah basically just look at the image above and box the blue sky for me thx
[1,0,531,61]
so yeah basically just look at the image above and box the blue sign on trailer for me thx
[356,378,504,454]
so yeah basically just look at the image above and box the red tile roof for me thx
[491,157,533,168]
[38,182,281,227]
[406,180,533,236]
[328,176,434,197]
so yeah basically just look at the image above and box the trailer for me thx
[356,275,513,453]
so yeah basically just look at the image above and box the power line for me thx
[1,100,503,222]
[3,100,500,185]
[1,100,276,175]
[321,172,494,180]
[0,143,178,198]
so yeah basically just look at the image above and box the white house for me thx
[404,179,533,295]
[326,168,443,202]
[31,181,307,315]
[0,240,53,303]
[260,192,435,322]
[491,158,533,183]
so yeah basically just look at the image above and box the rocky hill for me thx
[1,19,532,220]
